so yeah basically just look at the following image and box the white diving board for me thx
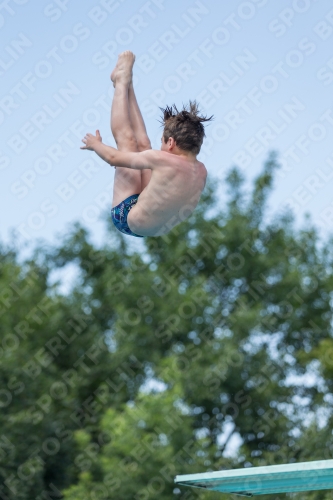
[175,460,333,497]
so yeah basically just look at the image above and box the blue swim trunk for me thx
[111,194,144,238]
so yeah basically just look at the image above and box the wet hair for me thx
[159,100,213,155]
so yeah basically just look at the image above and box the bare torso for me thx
[128,153,207,237]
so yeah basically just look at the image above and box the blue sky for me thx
[2,0,333,254]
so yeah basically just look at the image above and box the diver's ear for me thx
[169,137,176,149]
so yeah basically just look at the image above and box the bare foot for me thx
[110,61,119,87]
[110,51,135,87]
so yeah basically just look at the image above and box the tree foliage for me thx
[1,153,333,500]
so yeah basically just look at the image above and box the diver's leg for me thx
[110,51,141,208]
[128,80,152,190]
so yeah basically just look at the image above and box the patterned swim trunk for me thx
[111,194,144,238]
